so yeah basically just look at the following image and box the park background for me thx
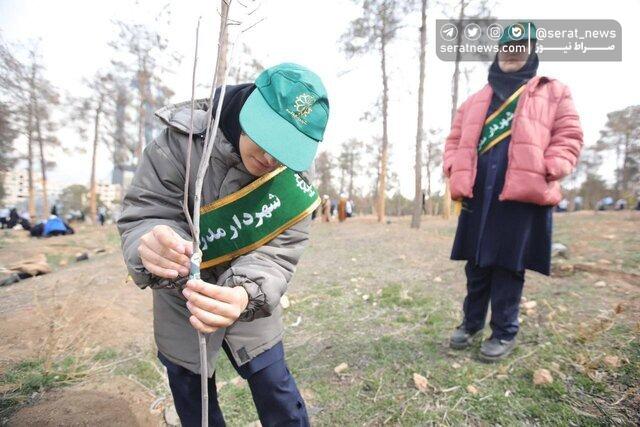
[0,0,638,425]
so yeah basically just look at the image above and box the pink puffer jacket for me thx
[443,76,583,206]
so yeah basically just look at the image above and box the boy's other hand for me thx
[182,279,249,334]
[138,225,193,279]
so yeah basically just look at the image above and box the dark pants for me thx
[158,341,309,427]
[462,262,525,340]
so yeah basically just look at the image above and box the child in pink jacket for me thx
[444,22,583,361]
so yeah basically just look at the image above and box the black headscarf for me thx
[487,52,539,102]
[210,83,256,153]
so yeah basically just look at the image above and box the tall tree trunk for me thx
[348,155,355,198]
[411,0,428,229]
[377,20,390,223]
[443,0,466,220]
[27,86,36,219]
[35,105,48,220]
[89,99,103,224]
[135,57,149,162]
[426,145,433,214]
[215,0,230,87]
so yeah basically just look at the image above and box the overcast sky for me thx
[1,0,638,198]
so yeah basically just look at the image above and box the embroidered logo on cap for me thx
[287,93,315,126]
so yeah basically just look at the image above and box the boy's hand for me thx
[138,225,193,279]
[182,279,249,333]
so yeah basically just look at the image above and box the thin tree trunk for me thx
[377,20,389,223]
[348,155,355,198]
[27,83,36,221]
[89,99,103,224]
[135,57,148,161]
[411,0,427,229]
[215,0,230,87]
[27,64,36,219]
[444,0,466,220]
[426,154,433,215]
[35,103,48,219]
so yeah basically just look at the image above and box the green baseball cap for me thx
[239,63,330,172]
[499,21,537,45]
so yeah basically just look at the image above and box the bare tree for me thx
[424,128,443,215]
[314,150,336,198]
[0,101,17,203]
[108,16,177,163]
[338,139,364,197]
[228,43,265,84]
[411,0,428,228]
[214,0,230,86]
[596,105,640,196]
[341,0,412,222]
[70,73,114,223]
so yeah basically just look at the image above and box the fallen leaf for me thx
[557,305,568,313]
[525,308,536,317]
[280,295,290,309]
[230,376,244,387]
[614,303,624,314]
[413,373,429,392]
[434,277,442,283]
[291,316,302,327]
[504,390,512,397]
[466,384,479,395]
[451,362,461,369]
[400,289,412,301]
[594,281,607,288]
[362,294,370,301]
[334,362,349,374]
[603,355,621,368]
[522,301,537,310]
[533,369,553,385]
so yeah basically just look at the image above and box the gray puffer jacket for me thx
[117,99,311,375]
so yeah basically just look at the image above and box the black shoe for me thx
[449,324,483,350]
[479,337,516,362]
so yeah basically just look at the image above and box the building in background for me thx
[2,170,29,207]
[96,181,123,211]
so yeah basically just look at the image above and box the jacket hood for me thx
[154,84,256,153]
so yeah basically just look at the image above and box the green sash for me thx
[477,84,526,155]
[199,167,320,269]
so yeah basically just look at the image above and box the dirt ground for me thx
[0,211,638,426]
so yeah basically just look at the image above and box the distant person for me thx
[346,199,354,218]
[598,197,614,211]
[98,207,107,226]
[338,193,348,222]
[321,194,331,222]
[443,22,583,361]
[574,195,583,211]
[0,207,8,229]
[556,198,569,212]
[6,208,19,229]
[18,211,31,231]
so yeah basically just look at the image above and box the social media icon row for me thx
[440,23,508,42]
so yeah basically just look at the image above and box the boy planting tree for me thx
[118,63,329,426]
